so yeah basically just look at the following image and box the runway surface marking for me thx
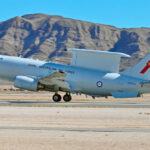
[0,126,150,132]
[0,101,150,108]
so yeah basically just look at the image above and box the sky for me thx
[0,0,150,28]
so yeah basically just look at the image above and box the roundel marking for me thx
[97,81,103,87]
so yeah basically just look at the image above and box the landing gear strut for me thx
[52,93,61,102]
[63,93,72,102]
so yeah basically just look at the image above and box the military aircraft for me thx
[0,48,150,102]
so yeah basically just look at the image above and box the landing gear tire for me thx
[52,93,61,102]
[63,94,72,102]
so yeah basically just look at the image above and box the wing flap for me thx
[39,71,69,91]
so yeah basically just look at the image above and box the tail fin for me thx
[122,53,150,80]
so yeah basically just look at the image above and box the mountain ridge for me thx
[0,13,150,70]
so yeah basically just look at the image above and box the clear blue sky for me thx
[0,0,150,28]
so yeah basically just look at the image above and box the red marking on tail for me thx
[140,61,150,74]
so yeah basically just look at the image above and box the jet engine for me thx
[14,76,39,91]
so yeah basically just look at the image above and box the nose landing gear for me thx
[52,93,72,102]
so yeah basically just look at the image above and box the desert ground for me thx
[0,84,150,150]
[0,107,150,150]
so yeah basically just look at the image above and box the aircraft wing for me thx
[38,71,69,91]
[67,48,130,73]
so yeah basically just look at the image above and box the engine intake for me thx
[14,76,38,91]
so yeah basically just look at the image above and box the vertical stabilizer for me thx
[122,53,150,80]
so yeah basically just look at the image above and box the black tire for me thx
[63,94,72,102]
[52,94,61,102]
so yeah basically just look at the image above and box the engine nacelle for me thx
[14,76,38,91]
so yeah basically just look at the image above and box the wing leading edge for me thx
[67,48,130,73]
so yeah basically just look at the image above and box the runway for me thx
[0,126,150,132]
[0,100,150,108]
[0,93,150,150]
[0,104,150,150]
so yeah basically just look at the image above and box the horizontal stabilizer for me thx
[140,81,150,87]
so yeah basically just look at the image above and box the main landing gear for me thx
[52,93,72,102]
[52,93,61,102]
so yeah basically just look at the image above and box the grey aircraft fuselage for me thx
[0,55,147,98]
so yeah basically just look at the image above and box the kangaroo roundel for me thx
[97,81,103,87]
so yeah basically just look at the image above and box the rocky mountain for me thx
[0,13,150,70]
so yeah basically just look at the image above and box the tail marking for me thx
[140,61,150,74]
